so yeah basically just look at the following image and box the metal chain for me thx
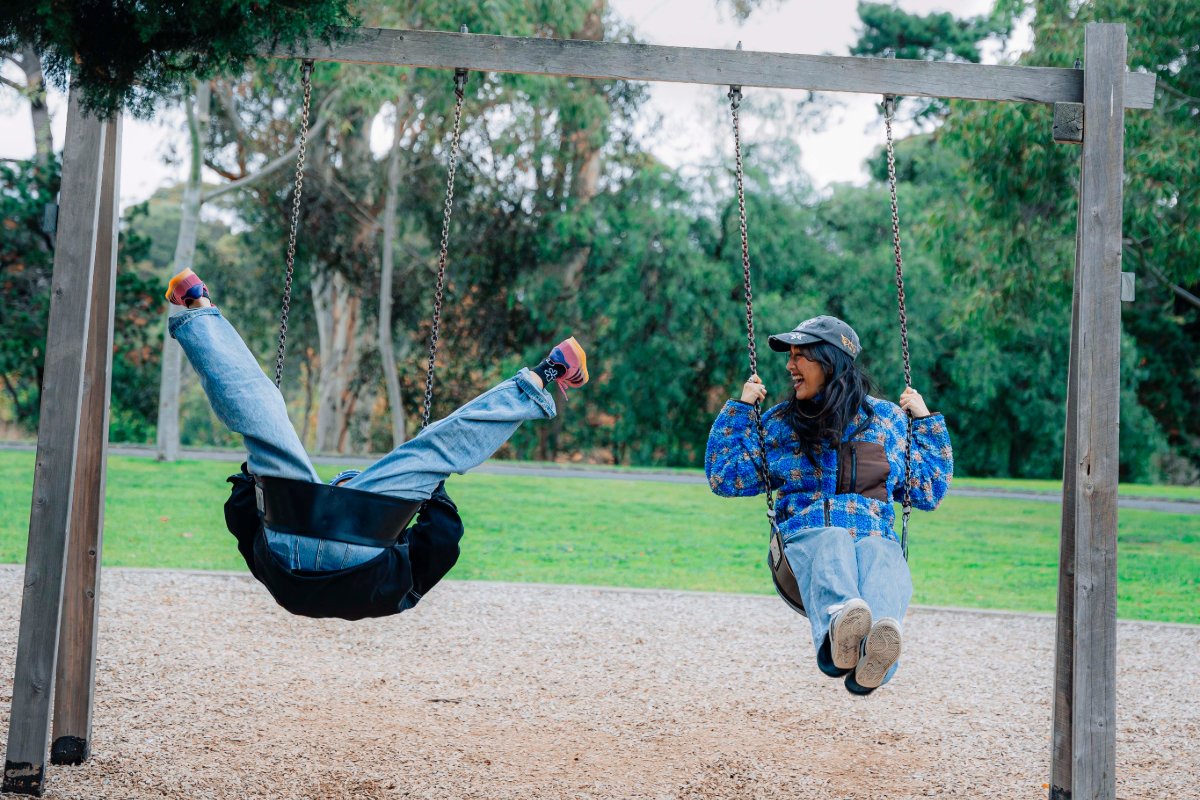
[420,67,468,429]
[275,60,314,388]
[728,83,777,534]
[883,95,914,560]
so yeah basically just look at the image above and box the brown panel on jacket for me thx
[835,441,891,502]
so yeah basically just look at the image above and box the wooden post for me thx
[2,94,107,796]
[1050,154,1084,800]
[50,116,122,767]
[1071,23,1125,800]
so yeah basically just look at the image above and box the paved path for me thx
[4,442,1198,514]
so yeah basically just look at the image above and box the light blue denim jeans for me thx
[781,526,913,686]
[169,307,556,571]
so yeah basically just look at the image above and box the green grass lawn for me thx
[1,450,1195,623]
[950,475,1200,502]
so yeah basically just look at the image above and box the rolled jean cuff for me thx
[168,305,222,337]
[514,367,557,419]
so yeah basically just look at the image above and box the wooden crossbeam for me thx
[266,27,1156,109]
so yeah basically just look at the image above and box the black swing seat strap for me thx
[768,528,808,618]
[254,475,423,549]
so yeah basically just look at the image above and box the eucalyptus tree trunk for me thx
[156,80,210,461]
[309,110,380,454]
[557,0,606,297]
[16,46,53,170]
[312,269,371,453]
[537,0,607,461]
[378,95,410,447]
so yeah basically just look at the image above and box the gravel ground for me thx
[0,566,1196,800]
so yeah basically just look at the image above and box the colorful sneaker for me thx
[536,336,588,398]
[165,268,212,307]
[853,617,902,690]
[829,598,872,670]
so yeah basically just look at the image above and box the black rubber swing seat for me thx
[255,475,424,549]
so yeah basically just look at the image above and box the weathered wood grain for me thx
[1053,102,1084,144]
[1050,150,1085,800]
[50,117,121,768]
[265,27,1156,109]
[1071,23,1125,800]
[1119,272,1135,303]
[2,95,106,796]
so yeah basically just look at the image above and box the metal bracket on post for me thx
[454,24,470,96]
[728,42,743,108]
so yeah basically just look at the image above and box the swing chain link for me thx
[883,94,914,559]
[421,67,468,429]
[729,85,777,533]
[275,60,315,388]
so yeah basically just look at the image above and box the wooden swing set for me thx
[3,22,1153,800]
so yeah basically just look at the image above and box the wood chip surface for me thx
[0,566,1196,799]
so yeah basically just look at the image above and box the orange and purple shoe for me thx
[165,268,213,307]
[533,336,589,398]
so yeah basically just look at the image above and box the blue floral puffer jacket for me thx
[705,397,953,543]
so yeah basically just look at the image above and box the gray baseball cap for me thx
[768,315,861,360]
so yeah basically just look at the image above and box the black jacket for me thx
[224,465,464,620]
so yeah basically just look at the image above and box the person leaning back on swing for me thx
[163,268,589,621]
[705,315,952,694]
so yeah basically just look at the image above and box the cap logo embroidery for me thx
[841,334,857,353]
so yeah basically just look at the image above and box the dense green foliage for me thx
[0,0,355,117]
[851,0,1023,119]
[853,1,1019,63]
[0,158,55,424]
[848,0,1200,481]
[0,450,1195,622]
[0,156,162,437]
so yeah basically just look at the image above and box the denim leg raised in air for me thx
[781,526,913,686]
[169,306,556,571]
[169,307,319,483]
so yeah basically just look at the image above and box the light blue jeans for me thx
[169,307,556,571]
[781,526,912,686]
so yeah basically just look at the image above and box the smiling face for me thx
[787,345,827,400]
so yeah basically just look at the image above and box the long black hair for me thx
[783,341,876,463]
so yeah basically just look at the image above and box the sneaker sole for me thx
[561,337,588,386]
[831,601,872,670]
[855,619,902,689]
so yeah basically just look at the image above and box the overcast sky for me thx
[0,0,1018,210]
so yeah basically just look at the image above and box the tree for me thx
[192,0,642,455]
[0,155,170,439]
[0,0,355,117]
[153,75,342,460]
[850,0,1200,480]
[852,1,1022,62]
[378,93,413,446]
[851,0,1023,119]
[930,0,1199,480]
[155,80,210,461]
[0,157,56,427]
[0,45,53,168]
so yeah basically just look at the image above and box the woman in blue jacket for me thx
[705,315,952,694]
